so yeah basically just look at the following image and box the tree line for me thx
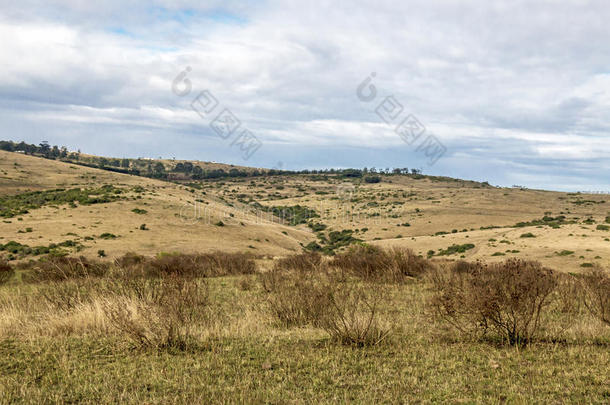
[0,139,423,182]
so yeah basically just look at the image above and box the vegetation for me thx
[0,247,609,402]
[0,186,124,218]
[435,243,475,256]
[430,259,562,345]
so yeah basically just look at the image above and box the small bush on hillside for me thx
[435,244,475,256]
[430,258,559,345]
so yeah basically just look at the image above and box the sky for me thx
[0,0,609,191]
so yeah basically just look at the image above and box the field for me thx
[1,150,609,403]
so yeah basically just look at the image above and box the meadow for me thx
[0,249,609,403]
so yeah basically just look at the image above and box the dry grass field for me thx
[2,150,609,272]
[1,150,609,403]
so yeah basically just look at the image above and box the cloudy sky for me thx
[1,0,609,190]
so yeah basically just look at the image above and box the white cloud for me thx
[1,0,609,190]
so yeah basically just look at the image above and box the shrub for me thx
[430,259,559,345]
[596,225,609,231]
[319,283,392,347]
[436,244,475,256]
[273,252,322,272]
[330,245,431,282]
[24,256,109,283]
[139,224,148,230]
[259,267,331,327]
[114,252,146,268]
[97,249,106,258]
[103,275,209,350]
[581,266,610,327]
[146,253,256,278]
[0,261,14,285]
[520,233,536,238]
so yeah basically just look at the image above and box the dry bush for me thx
[39,279,96,311]
[260,267,330,327]
[273,252,322,272]
[451,260,485,274]
[0,261,14,285]
[103,275,209,350]
[114,252,146,268]
[146,252,256,278]
[319,283,392,347]
[430,259,560,345]
[260,264,392,345]
[23,256,109,283]
[581,266,610,327]
[330,245,431,282]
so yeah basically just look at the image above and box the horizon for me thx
[1,1,609,192]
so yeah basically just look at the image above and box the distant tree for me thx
[120,158,130,168]
[343,168,362,178]
[173,162,185,172]
[39,141,50,157]
[183,161,194,173]
[153,162,166,178]
[192,166,203,178]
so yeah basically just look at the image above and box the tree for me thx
[192,166,203,179]
[120,159,130,168]
[153,162,166,178]
[39,141,50,157]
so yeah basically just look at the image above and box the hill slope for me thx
[1,150,609,272]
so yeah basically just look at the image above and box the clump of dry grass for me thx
[429,258,561,345]
[0,261,14,285]
[330,245,432,283]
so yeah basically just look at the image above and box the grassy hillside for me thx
[3,149,609,272]
[0,150,312,258]
[1,149,609,403]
